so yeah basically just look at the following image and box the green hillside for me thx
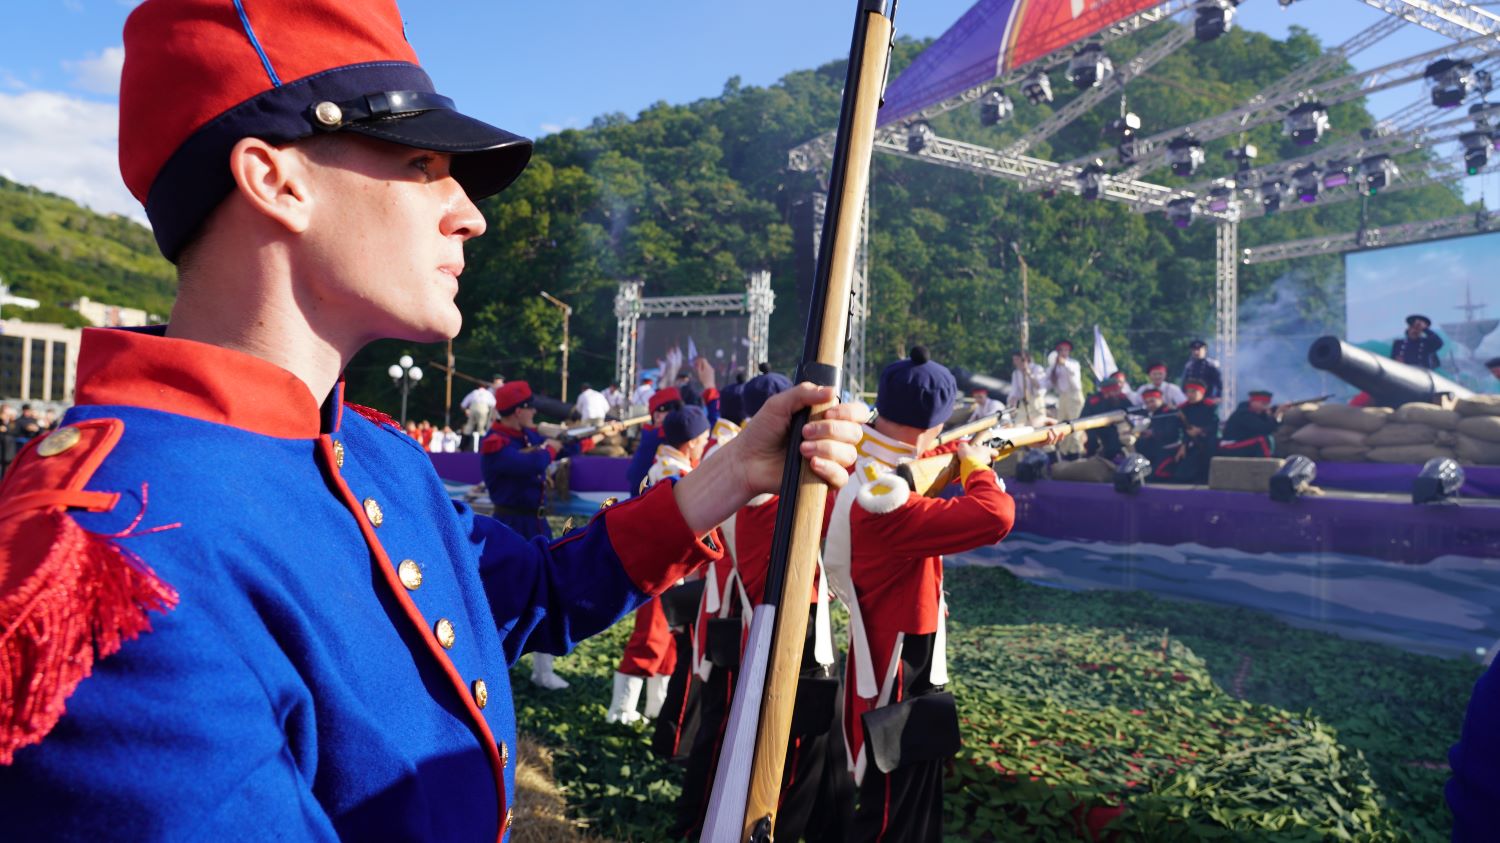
[349,23,1468,418]
[0,176,175,327]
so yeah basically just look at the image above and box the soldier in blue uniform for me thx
[0,2,864,840]
[1391,314,1445,369]
[480,379,616,690]
[1181,339,1224,399]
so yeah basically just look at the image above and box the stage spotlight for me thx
[1426,58,1475,109]
[1293,164,1321,203]
[1322,158,1354,189]
[1412,457,1465,504]
[1359,154,1398,194]
[1105,112,1143,164]
[1022,70,1054,105]
[1068,44,1114,90]
[978,88,1014,126]
[1207,180,1237,213]
[1114,454,1153,494]
[1284,102,1329,145]
[1224,143,1258,172]
[1168,196,1198,229]
[1079,159,1108,200]
[1462,130,1492,174]
[1269,455,1317,502]
[1167,135,1205,177]
[1259,179,1285,214]
[1471,101,1500,135]
[1016,449,1052,483]
[1195,0,1238,41]
[907,121,935,154]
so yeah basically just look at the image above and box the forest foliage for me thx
[0,24,1470,417]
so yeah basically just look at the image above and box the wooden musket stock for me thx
[700,3,897,840]
[900,411,1132,497]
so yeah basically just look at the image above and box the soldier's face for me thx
[1149,370,1165,385]
[298,137,486,344]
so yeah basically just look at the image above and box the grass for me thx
[511,566,1481,841]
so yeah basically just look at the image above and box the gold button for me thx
[599,496,619,510]
[363,498,383,527]
[398,560,423,590]
[504,807,513,831]
[435,618,456,649]
[313,100,343,126]
[472,678,489,709]
[37,426,82,458]
[333,440,346,468]
[498,740,509,768]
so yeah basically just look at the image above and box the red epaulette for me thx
[346,402,402,431]
[0,420,178,764]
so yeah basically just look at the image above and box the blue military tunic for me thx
[0,327,721,841]
[479,424,586,540]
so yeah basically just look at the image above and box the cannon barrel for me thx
[950,366,1011,400]
[1306,336,1471,407]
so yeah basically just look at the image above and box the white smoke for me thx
[1234,270,1352,404]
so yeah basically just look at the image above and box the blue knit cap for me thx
[876,346,957,429]
[662,405,710,447]
[719,383,746,425]
[742,370,793,419]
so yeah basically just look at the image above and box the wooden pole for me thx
[540,291,572,402]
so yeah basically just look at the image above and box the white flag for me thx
[1090,325,1117,383]
[687,336,699,363]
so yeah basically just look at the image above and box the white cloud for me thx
[0,89,143,224]
[538,118,581,136]
[0,69,24,91]
[63,46,126,96]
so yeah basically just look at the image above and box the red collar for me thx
[489,422,528,442]
[74,327,338,439]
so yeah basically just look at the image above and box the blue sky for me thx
[0,0,1482,222]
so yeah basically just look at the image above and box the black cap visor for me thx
[343,107,533,201]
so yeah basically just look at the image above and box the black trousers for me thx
[653,629,702,764]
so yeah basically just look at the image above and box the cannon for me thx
[1306,336,1472,407]
[950,366,1011,401]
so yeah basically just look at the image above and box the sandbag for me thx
[1291,424,1369,448]
[1051,456,1116,483]
[1457,415,1500,445]
[1283,442,1321,460]
[1365,423,1439,447]
[1457,433,1500,465]
[994,452,1018,478]
[1456,394,1500,418]
[1310,404,1391,433]
[1209,457,1285,493]
[1394,402,1460,430]
[1321,445,1371,462]
[1366,444,1454,464]
[1437,430,1460,448]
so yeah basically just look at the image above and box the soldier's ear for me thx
[227,137,314,235]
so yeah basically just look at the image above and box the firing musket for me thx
[558,414,648,443]
[700,2,898,840]
[935,412,1007,446]
[899,410,1133,497]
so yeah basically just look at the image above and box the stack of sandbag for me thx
[1456,395,1500,465]
[1273,398,1500,465]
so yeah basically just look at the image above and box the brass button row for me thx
[333,439,346,468]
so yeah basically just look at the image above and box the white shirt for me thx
[1132,380,1188,408]
[440,430,461,453]
[1008,362,1048,406]
[461,386,496,411]
[575,388,610,420]
[972,395,1006,420]
[604,388,625,413]
[631,383,656,407]
[1045,354,1084,400]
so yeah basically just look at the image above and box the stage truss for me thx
[790,0,1500,396]
[613,271,775,394]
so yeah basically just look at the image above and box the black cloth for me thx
[1163,400,1220,484]
[1135,407,1184,469]
[1392,332,1444,369]
[1082,393,1132,461]
[671,607,845,841]
[1181,357,1224,398]
[652,629,702,765]
[1221,402,1279,451]
[850,632,951,843]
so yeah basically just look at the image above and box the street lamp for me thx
[388,354,423,426]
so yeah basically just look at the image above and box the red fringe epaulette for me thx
[0,419,178,764]
[347,402,402,431]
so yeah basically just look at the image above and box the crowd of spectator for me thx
[0,403,62,475]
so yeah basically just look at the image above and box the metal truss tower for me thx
[613,274,776,392]
[1215,221,1239,407]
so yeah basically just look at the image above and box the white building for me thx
[69,295,159,328]
[0,319,83,404]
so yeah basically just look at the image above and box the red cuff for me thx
[604,480,724,595]
[701,387,720,404]
[579,438,597,454]
[545,445,558,459]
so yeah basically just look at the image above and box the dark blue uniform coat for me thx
[479,424,586,540]
[0,327,721,842]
